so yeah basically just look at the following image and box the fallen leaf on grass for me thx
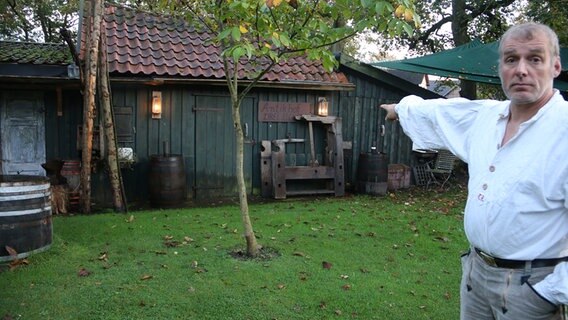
[140,274,153,281]
[4,246,29,271]
[360,268,370,273]
[342,284,351,291]
[98,252,108,261]
[9,259,29,271]
[164,240,181,247]
[126,215,135,223]
[5,246,17,257]
[435,236,450,242]
[277,283,286,289]
[322,261,333,269]
[292,251,306,257]
[78,268,92,277]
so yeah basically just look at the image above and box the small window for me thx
[114,106,134,147]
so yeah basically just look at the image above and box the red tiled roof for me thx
[99,4,350,86]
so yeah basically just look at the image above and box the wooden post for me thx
[271,140,287,199]
[98,21,127,213]
[79,0,103,214]
[260,140,273,198]
[330,118,345,196]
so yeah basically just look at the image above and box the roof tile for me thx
[100,3,350,85]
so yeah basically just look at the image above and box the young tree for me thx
[158,0,419,257]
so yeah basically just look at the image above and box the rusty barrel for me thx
[0,175,52,262]
[356,152,389,195]
[61,159,81,211]
[148,155,187,208]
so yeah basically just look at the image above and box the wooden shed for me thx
[0,4,442,208]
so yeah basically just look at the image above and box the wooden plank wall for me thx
[38,77,419,206]
[338,73,415,190]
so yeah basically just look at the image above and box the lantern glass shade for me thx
[152,91,162,119]
[317,97,328,116]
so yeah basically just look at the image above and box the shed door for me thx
[193,95,253,199]
[1,92,46,175]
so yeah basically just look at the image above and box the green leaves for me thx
[361,0,375,8]
[231,27,242,41]
[376,1,394,15]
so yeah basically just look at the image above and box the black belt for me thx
[474,248,568,269]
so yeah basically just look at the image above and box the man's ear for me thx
[553,57,562,78]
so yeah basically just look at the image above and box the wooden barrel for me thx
[148,155,187,208]
[61,159,80,211]
[0,175,52,262]
[356,152,389,195]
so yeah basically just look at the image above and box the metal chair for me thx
[426,149,457,188]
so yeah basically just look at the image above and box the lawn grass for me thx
[0,187,468,320]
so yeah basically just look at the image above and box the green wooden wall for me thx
[26,71,426,207]
[88,84,332,205]
[338,72,416,188]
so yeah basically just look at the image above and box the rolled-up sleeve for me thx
[533,262,568,305]
[536,180,568,304]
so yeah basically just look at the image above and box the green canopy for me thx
[373,39,568,91]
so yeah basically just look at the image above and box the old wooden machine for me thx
[261,115,345,199]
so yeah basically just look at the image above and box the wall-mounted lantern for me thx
[152,91,162,119]
[316,97,329,116]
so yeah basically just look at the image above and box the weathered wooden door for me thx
[193,95,254,199]
[0,92,46,175]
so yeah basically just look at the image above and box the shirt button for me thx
[489,165,495,172]
[482,184,488,190]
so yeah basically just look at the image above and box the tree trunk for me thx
[80,0,103,214]
[330,15,347,54]
[98,23,127,213]
[452,0,476,99]
[224,56,260,257]
[231,100,259,257]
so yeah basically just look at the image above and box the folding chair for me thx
[426,149,457,188]
[413,163,431,187]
